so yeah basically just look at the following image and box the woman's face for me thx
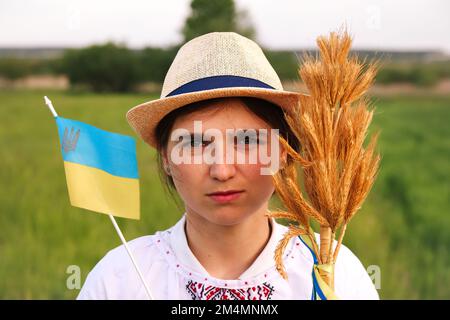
[162,97,286,226]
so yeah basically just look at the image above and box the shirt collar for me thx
[168,212,287,280]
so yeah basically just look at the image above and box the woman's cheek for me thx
[170,164,205,199]
[240,164,275,198]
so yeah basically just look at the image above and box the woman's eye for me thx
[191,140,204,147]
[183,139,209,148]
[235,135,259,145]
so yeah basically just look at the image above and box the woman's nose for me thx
[209,162,236,181]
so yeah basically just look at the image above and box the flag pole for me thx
[107,214,154,299]
[43,96,154,300]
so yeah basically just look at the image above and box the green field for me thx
[0,90,448,299]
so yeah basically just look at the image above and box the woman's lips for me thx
[206,190,244,203]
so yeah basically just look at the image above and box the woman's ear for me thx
[279,142,288,170]
[161,150,171,176]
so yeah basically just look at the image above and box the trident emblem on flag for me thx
[62,127,80,153]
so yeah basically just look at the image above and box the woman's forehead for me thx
[172,98,271,131]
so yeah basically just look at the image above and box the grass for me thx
[0,90,448,299]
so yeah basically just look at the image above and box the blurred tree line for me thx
[0,0,449,91]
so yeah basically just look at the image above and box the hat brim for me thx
[126,87,307,149]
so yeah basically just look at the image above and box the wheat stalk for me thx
[272,30,381,290]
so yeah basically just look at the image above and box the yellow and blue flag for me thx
[55,116,140,220]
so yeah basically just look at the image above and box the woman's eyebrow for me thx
[230,129,267,136]
[178,132,204,141]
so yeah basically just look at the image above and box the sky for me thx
[0,0,449,53]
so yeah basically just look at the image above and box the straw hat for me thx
[126,31,304,148]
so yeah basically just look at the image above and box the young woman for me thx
[77,32,379,300]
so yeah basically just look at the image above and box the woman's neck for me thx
[184,208,272,280]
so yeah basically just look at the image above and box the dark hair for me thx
[154,96,300,201]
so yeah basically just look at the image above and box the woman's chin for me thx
[201,207,254,226]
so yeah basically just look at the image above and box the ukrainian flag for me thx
[55,116,140,220]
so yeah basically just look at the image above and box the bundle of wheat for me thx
[269,30,381,299]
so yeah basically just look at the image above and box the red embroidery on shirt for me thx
[186,280,274,300]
